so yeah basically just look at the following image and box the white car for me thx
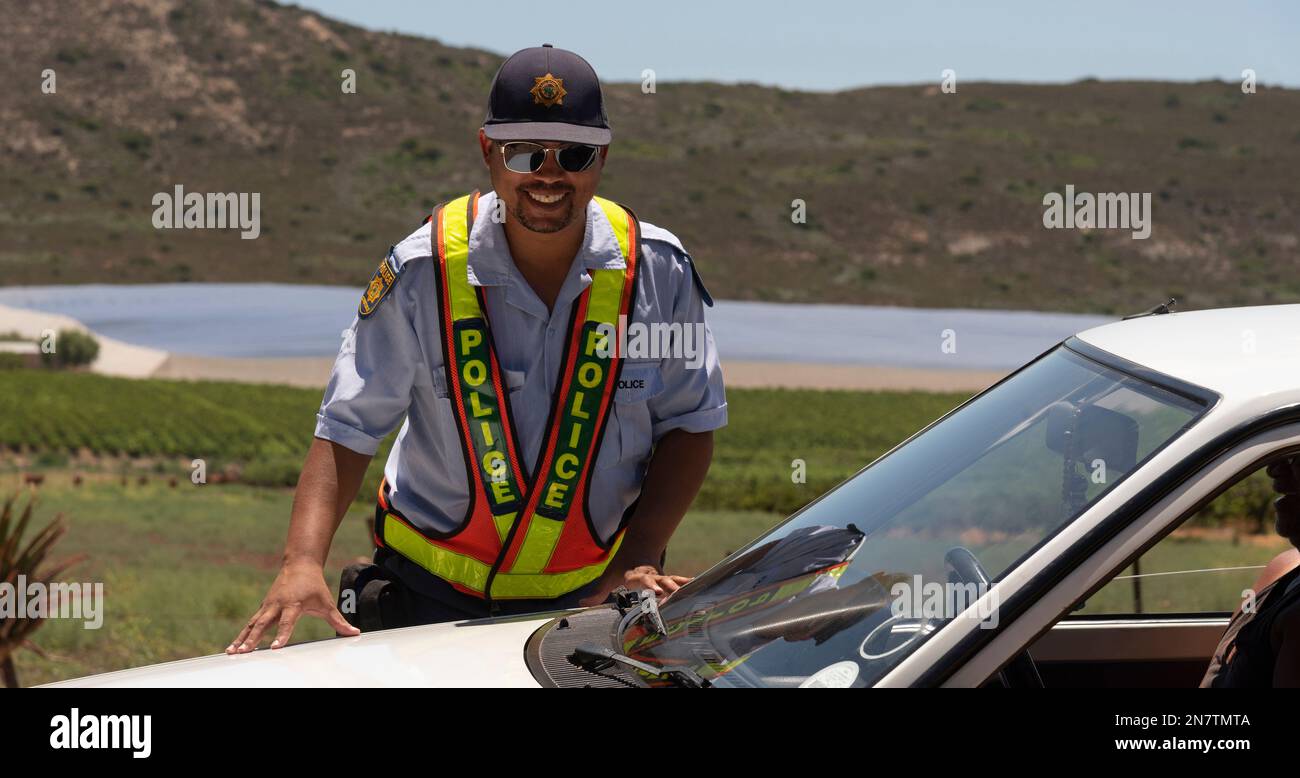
[49,303,1300,688]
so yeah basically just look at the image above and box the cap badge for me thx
[530,72,566,107]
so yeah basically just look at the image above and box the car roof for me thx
[1074,304,1300,407]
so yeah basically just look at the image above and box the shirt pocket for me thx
[597,361,665,470]
[432,366,526,398]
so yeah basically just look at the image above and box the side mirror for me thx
[1045,401,1139,474]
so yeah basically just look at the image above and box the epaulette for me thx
[639,222,714,307]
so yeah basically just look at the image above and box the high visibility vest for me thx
[376,190,641,602]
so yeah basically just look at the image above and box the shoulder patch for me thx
[358,248,401,319]
[639,221,714,307]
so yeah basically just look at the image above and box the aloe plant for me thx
[0,493,86,688]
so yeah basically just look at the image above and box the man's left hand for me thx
[580,565,692,606]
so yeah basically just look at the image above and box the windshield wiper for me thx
[567,588,706,687]
[567,644,710,688]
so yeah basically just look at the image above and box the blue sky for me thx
[291,0,1299,91]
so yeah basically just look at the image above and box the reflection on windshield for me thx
[626,346,1209,687]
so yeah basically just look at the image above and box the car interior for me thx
[985,453,1300,688]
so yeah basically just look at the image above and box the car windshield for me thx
[624,344,1211,687]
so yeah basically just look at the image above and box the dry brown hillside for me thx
[2,0,1299,314]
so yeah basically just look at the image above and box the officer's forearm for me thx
[614,429,714,571]
[281,437,373,569]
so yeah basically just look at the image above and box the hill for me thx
[3,0,1299,314]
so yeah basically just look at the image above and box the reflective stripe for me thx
[510,515,564,574]
[586,266,624,328]
[589,196,631,327]
[437,193,531,571]
[384,512,491,593]
[442,194,482,321]
[383,513,626,600]
[492,511,516,545]
[489,529,625,599]
[595,197,630,260]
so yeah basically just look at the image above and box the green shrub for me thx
[40,330,99,368]
[1186,470,1275,533]
[239,457,304,488]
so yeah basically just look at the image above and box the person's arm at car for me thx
[226,439,369,653]
[580,242,727,605]
[227,251,426,652]
[581,429,713,604]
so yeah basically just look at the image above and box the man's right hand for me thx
[226,560,360,654]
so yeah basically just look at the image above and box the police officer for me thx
[228,45,726,652]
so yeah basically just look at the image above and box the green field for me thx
[7,475,785,686]
[1,370,1290,685]
[1079,532,1290,615]
[0,370,969,517]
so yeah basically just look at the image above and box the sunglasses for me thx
[499,141,601,174]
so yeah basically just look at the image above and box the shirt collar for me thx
[465,190,626,288]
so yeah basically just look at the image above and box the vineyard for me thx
[0,370,972,512]
[1,370,1284,527]
[0,371,318,462]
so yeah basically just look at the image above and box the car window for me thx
[1076,464,1293,616]
[621,346,1209,687]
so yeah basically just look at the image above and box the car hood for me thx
[42,611,564,688]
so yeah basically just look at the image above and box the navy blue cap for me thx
[483,44,611,145]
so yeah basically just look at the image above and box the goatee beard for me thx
[512,192,574,234]
[513,201,574,233]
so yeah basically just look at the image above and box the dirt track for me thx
[154,353,1003,392]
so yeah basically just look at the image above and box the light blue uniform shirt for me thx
[315,190,727,548]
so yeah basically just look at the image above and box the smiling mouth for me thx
[524,190,569,205]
